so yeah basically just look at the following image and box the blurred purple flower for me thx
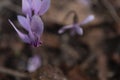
[58,14,95,36]
[27,55,41,72]
[58,23,83,36]
[9,15,44,47]
[22,0,50,16]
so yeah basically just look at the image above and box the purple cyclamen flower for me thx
[9,15,43,47]
[58,14,95,36]
[27,55,41,73]
[22,0,50,16]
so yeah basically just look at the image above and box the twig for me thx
[96,49,108,80]
[0,66,29,78]
[101,0,120,24]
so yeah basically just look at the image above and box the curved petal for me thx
[9,19,31,43]
[17,15,31,31]
[22,0,32,16]
[58,25,73,34]
[32,0,42,14]
[81,14,95,25]
[31,15,44,36]
[39,0,50,15]
[75,24,83,35]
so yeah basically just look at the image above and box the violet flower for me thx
[9,15,43,47]
[22,0,50,16]
[9,0,50,47]
[58,14,95,36]
[27,55,41,73]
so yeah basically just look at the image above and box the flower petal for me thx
[9,19,31,43]
[81,14,95,25]
[22,0,32,16]
[27,55,41,72]
[31,15,44,36]
[75,24,83,35]
[32,0,42,14]
[58,25,73,34]
[39,0,50,15]
[17,15,31,31]
[27,0,32,5]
